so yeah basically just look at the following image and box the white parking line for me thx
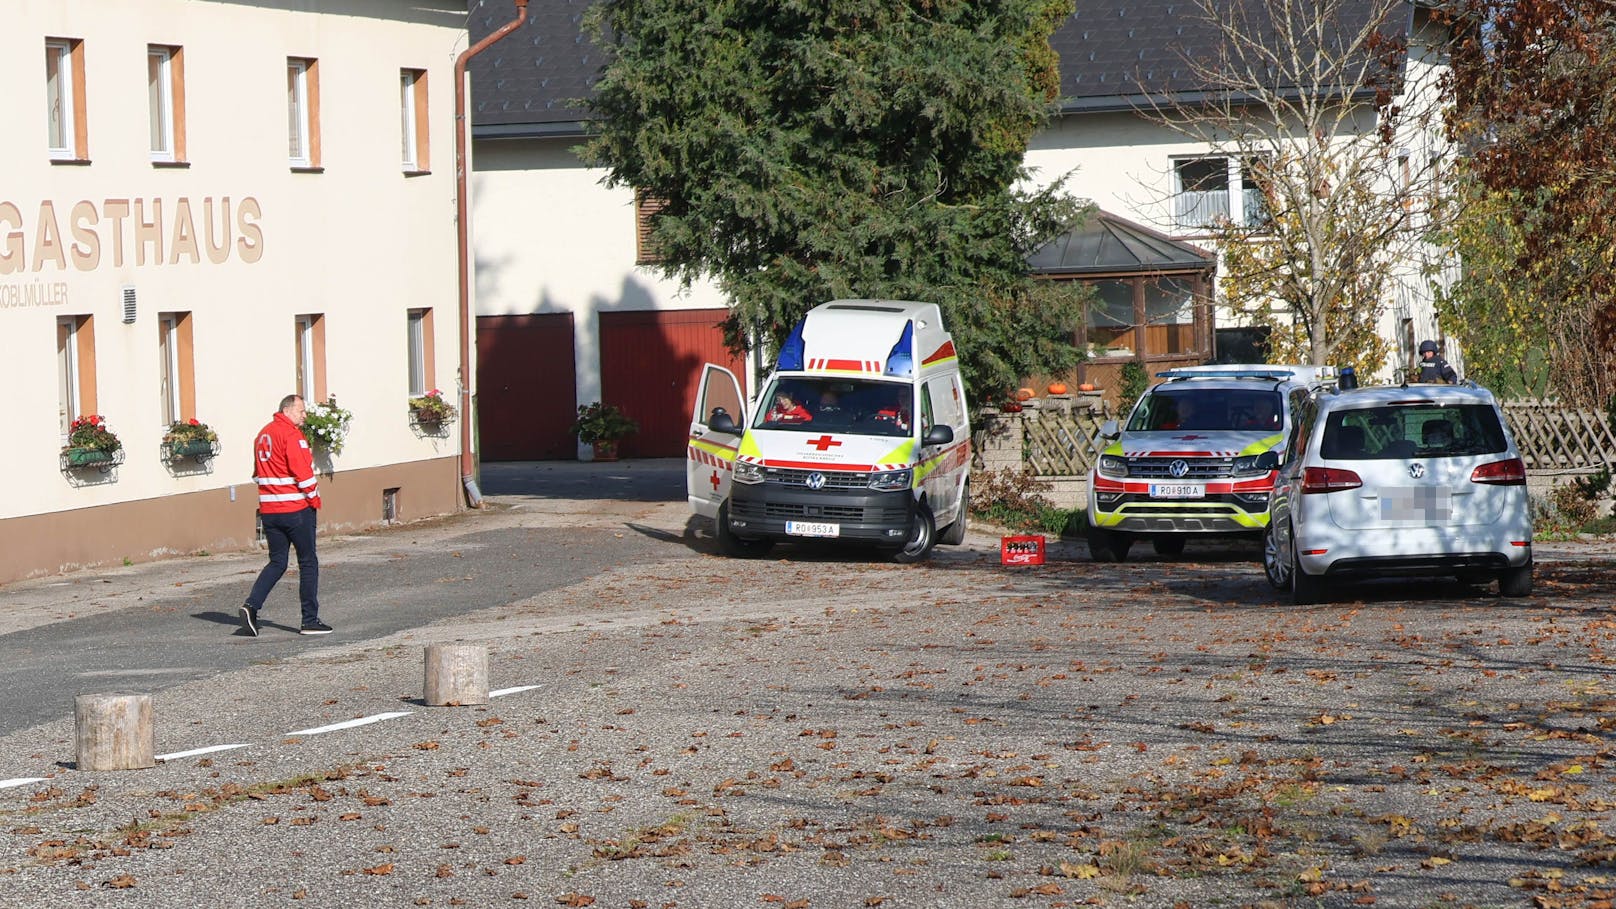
[156,743,250,762]
[0,778,47,789]
[284,711,413,737]
[490,685,542,697]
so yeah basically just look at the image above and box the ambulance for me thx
[687,300,972,562]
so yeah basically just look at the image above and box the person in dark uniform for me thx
[1416,340,1458,383]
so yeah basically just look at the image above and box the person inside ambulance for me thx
[764,390,813,425]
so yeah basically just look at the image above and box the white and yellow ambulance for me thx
[687,300,972,562]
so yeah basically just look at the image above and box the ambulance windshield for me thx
[755,377,913,438]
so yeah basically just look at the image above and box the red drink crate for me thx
[1000,535,1046,566]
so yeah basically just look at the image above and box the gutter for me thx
[453,0,529,507]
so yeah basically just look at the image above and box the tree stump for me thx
[424,645,489,706]
[74,694,155,771]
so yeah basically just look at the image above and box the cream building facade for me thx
[2,0,470,584]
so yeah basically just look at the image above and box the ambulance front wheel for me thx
[716,501,774,559]
[892,502,936,564]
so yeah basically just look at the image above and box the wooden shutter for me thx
[635,191,668,265]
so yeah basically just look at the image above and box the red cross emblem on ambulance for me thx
[807,435,842,452]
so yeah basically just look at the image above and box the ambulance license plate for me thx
[1149,484,1205,499]
[786,521,840,538]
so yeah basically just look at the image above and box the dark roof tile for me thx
[468,0,1413,135]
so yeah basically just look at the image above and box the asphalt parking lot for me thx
[1,461,1614,908]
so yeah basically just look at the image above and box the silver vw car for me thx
[1259,382,1533,604]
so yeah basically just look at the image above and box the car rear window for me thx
[1319,404,1508,460]
[1126,389,1283,432]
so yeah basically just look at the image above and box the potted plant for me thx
[408,389,457,429]
[62,414,124,468]
[302,396,354,455]
[570,401,638,461]
[163,418,220,462]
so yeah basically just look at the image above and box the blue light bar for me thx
[776,317,807,371]
[884,321,915,377]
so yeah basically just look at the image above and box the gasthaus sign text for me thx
[0,196,264,275]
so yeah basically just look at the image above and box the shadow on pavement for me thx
[479,458,685,502]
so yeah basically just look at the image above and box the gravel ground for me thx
[1,498,1614,909]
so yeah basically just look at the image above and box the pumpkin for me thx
[1047,382,1068,395]
[1079,383,1096,392]
[1015,387,1035,401]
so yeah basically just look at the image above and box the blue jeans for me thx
[246,507,321,626]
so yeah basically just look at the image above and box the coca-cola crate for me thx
[999,534,1046,566]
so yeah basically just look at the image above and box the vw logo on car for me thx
[1169,459,1190,479]
[805,472,827,490]
[1408,463,1425,479]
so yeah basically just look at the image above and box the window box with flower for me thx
[61,414,125,471]
[162,418,221,463]
[303,396,353,455]
[408,389,457,432]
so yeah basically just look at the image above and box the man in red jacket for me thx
[240,395,331,636]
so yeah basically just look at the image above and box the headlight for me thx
[868,469,912,491]
[733,461,764,484]
[1097,454,1128,477]
[1231,455,1268,477]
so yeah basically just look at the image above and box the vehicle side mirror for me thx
[709,410,739,435]
[1099,419,1120,439]
[1254,451,1280,471]
[922,424,954,446]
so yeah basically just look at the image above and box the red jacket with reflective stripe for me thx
[253,412,321,513]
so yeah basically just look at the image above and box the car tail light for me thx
[1471,457,1526,486]
[1301,466,1362,494]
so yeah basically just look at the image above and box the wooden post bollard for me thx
[424,644,489,706]
[74,694,155,771]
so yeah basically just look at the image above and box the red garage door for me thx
[476,314,577,460]
[600,309,746,458]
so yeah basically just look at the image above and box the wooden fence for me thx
[1501,398,1616,474]
[984,396,1616,479]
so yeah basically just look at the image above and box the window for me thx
[400,68,429,172]
[45,38,88,161]
[57,315,97,435]
[294,314,326,402]
[1175,159,1229,228]
[148,45,186,163]
[406,308,435,396]
[1174,157,1269,230]
[158,312,195,425]
[287,57,320,168]
[635,191,668,264]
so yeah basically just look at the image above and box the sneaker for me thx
[299,620,334,636]
[239,603,260,637]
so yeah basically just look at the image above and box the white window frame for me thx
[58,316,80,436]
[46,39,76,159]
[1175,156,1268,231]
[148,46,175,162]
[159,314,180,425]
[400,71,419,171]
[287,58,311,166]
[406,309,427,396]
[295,314,316,401]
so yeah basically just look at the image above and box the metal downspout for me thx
[454,0,529,507]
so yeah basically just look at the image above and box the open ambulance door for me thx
[686,363,747,519]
